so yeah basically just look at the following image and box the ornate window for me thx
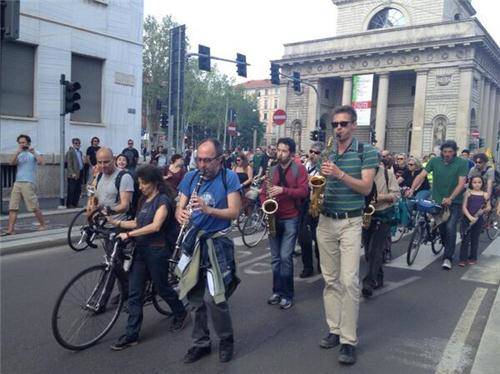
[368,8,407,30]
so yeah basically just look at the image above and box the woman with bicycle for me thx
[459,175,491,267]
[107,164,188,350]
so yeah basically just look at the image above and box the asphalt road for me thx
[1,230,498,374]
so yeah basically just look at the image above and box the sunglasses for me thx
[331,121,350,128]
[309,150,321,155]
[475,160,484,164]
[408,163,416,166]
[236,159,242,161]
[397,158,405,160]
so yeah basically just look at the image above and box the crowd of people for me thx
[2,104,499,366]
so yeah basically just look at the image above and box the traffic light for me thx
[270,63,280,85]
[310,130,319,141]
[156,98,162,111]
[198,44,211,72]
[236,53,247,77]
[318,130,326,142]
[64,81,81,114]
[160,112,169,128]
[292,71,301,92]
[478,138,485,148]
[370,129,376,144]
[228,108,237,122]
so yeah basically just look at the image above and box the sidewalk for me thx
[0,228,75,256]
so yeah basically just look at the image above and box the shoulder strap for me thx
[290,162,299,179]
[357,142,364,161]
[114,170,129,203]
[383,167,389,191]
[96,172,103,187]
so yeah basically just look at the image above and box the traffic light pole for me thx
[58,74,66,208]
[279,72,321,132]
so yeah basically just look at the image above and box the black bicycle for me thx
[406,199,445,266]
[67,208,104,251]
[52,212,178,351]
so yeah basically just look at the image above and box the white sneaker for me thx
[442,259,452,270]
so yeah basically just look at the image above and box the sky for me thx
[144,0,500,83]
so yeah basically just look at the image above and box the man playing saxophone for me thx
[259,137,308,310]
[317,105,378,365]
[175,138,242,364]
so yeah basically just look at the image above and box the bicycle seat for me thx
[416,200,442,215]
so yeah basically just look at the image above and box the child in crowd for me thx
[459,176,490,266]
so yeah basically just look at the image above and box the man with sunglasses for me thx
[258,145,277,177]
[468,153,494,199]
[316,105,378,365]
[176,138,242,364]
[65,138,84,208]
[298,142,323,278]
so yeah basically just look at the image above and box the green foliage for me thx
[142,15,263,150]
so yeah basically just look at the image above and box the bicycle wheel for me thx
[485,211,499,240]
[236,208,248,234]
[52,264,124,350]
[241,208,268,248]
[68,209,93,251]
[407,223,424,266]
[151,292,174,317]
[430,229,444,254]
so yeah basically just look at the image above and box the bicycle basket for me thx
[245,186,260,201]
[416,200,442,215]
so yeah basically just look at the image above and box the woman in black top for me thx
[107,165,187,350]
[232,152,253,189]
[403,158,431,199]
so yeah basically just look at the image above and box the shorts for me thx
[9,181,40,212]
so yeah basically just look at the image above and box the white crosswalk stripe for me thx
[461,237,500,285]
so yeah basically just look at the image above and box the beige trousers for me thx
[317,214,362,346]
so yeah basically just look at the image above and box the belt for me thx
[321,209,363,220]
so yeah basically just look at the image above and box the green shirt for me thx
[424,156,468,204]
[322,137,379,214]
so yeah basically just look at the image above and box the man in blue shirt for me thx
[2,134,46,236]
[176,138,241,364]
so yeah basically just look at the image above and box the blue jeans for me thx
[269,217,299,300]
[126,246,185,340]
[441,203,463,262]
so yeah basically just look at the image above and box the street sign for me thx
[273,109,287,125]
[471,128,480,138]
[228,122,237,135]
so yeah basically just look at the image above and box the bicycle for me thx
[406,199,445,266]
[67,208,103,251]
[52,211,178,351]
[482,196,498,240]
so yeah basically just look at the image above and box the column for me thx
[375,73,390,149]
[306,79,320,151]
[486,85,498,149]
[342,76,352,105]
[410,70,428,158]
[455,67,474,150]
[480,79,491,142]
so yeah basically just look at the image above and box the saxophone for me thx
[262,161,278,237]
[308,137,334,218]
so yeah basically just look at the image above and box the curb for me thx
[0,208,82,222]
[0,228,77,256]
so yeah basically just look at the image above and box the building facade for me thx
[241,80,281,146]
[275,0,499,157]
[0,0,143,197]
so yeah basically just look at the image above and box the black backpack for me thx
[96,170,141,218]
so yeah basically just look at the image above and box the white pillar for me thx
[375,73,390,149]
[480,79,491,141]
[455,67,474,150]
[486,85,498,150]
[342,76,352,105]
[410,70,428,158]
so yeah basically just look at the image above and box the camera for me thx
[22,146,29,151]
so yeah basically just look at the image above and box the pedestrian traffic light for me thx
[292,72,301,92]
[270,63,280,85]
[310,130,319,141]
[478,138,485,148]
[160,112,169,128]
[370,129,376,144]
[236,53,247,77]
[318,130,326,142]
[198,44,211,72]
[64,81,81,114]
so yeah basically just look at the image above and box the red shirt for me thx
[259,162,309,219]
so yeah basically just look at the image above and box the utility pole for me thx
[223,96,229,150]
[59,75,66,208]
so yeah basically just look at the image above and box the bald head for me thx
[96,147,115,175]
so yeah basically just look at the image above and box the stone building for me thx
[275,0,499,157]
[240,79,281,146]
[0,0,143,198]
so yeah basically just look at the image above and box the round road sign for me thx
[273,109,287,126]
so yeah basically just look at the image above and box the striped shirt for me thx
[322,137,379,213]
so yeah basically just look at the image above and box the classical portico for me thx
[275,0,500,157]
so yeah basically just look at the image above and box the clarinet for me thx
[172,170,206,262]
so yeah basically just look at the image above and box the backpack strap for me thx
[96,172,103,187]
[114,170,129,203]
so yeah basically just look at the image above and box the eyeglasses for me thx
[73,142,80,145]
[397,158,405,161]
[195,156,220,164]
[408,163,416,166]
[309,150,321,155]
[475,160,484,164]
[331,121,350,128]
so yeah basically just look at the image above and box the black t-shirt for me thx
[122,147,139,167]
[135,193,172,248]
[86,146,100,166]
[402,170,431,192]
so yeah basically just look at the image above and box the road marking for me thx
[435,287,488,374]
[238,253,271,267]
[461,237,500,285]
[368,276,421,299]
